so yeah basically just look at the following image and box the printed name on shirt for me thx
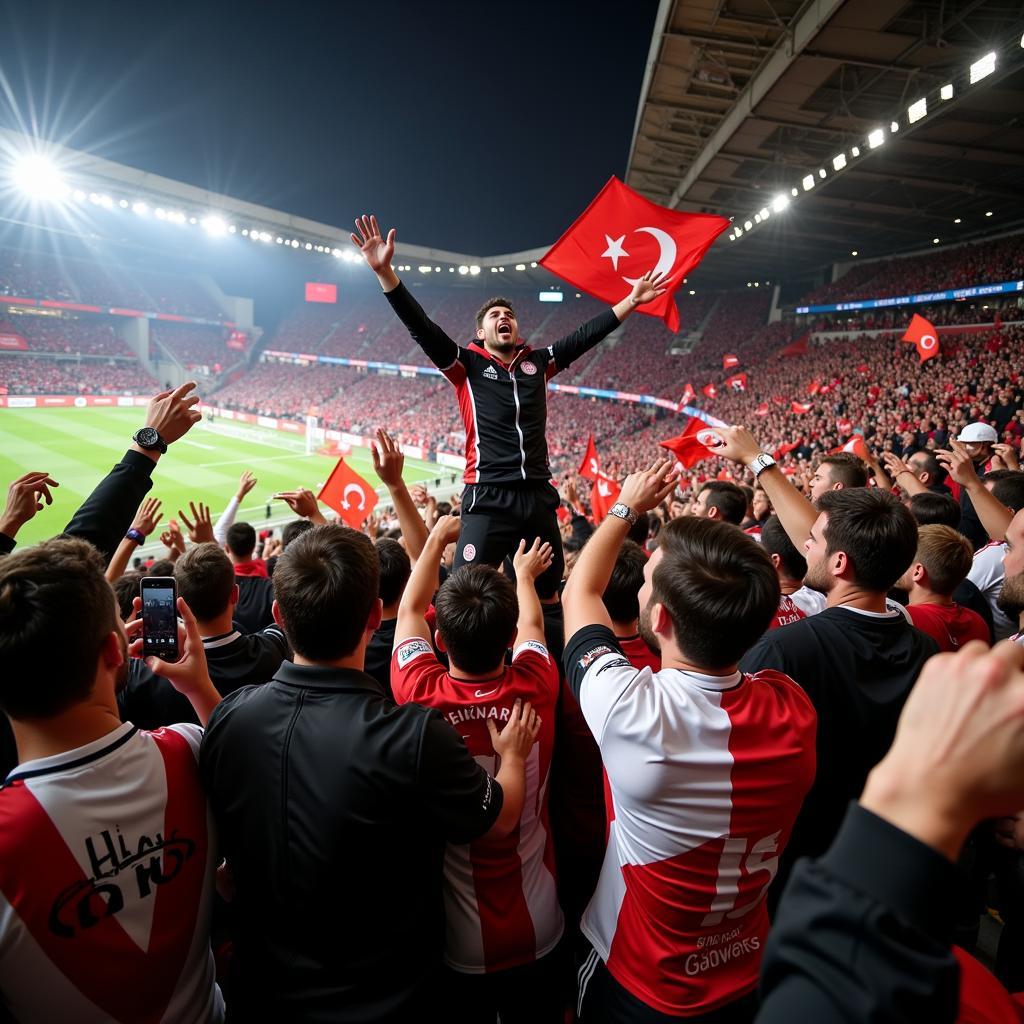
[513,639,549,662]
[578,644,615,670]
[396,638,433,668]
[447,704,512,729]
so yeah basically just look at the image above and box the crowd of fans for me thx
[0,315,134,356]
[0,354,157,394]
[151,324,240,373]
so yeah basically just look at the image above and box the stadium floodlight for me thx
[890,121,899,133]
[771,194,788,213]
[228,225,236,233]
[832,153,847,171]
[754,213,762,224]
[448,267,454,272]
[418,265,432,273]
[290,240,299,248]
[908,98,927,124]
[851,250,858,256]
[9,153,70,201]
[155,208,167,219]
[733,227,742,237]
[201,215,227,237]
[851,146,860,157]
[868,128,885,149]
[72,189,86,201]
[743,220,753,231]
[758,207,769,220]
[954,218,961,224]
[490,267,498,273]
[746,282,752,288]
[818,168,826,179]
[469,265,480,275]
[498,267,504,272]
[940,83,953,100]
[118,199,129,209]
[168,210,185,224]
[969,52,996,84]
[754,282,759,287]
[530,261,537,268]
[515,263,526,271]
[802,174,814,191]
[790,187,798,197]
[189,216,198,224]
[132,201,148,216]
[986,210,993,217]
[932,237,940,244]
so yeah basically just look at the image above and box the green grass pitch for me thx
[0,407,453,550]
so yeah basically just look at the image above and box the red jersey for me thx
[391,637,562,974]
[907,602,990,652]
[770,594,808,630]
[617,633,660,673]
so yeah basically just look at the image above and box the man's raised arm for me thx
[351,214,459,370]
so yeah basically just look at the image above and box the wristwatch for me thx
[126,528,146,545]
[747,452,777,478]
[132,426,167,454]
[608,502,639,526]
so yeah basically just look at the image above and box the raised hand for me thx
[145,381,202,446]
[487,698,542,762]
[160,520,186,559]
[881,451,913,479]
[350,214,396,274]
[236,470,258,501]
[704,425,763,466]
[618,458,679,515]
[513,538,554,581]
[274,488,325,523]
[371,429,405,488]
[992,443,1021,472]
[429,514,462,548]
[627,270,670,308]
[178,501,215,543]
[0,470,59,538]
[935,440,981,488]
[131,497,164,536]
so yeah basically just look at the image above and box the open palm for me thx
[350,214,395,273]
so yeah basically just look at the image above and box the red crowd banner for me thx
[0,332,28,351]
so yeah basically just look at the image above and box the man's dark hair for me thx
[226,521,257,558]
[282,518,314,550]
[175,543,235,622]
[436,501,453,517]
[273,525,379,661]
[989,471,1024,514]
[602,540,646,624]
[376,538,411,607]
[627,512,651,547]
[760,515,807,581]
[112,571,143,621]
[909,450,946,486]
[131,557,143,570]
[652,518,779,670]
[819,453,869,489]
[698,481,747,525]
[435,565,518,674]
[817,488,919,592]
[475,296,516,330]
[0,538,118,719]
[908,492,961,528]
[146,559,175,578]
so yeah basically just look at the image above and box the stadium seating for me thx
[0,355,157,395]
[0,316,133,357]
[151,324,240,372]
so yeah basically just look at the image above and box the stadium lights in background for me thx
[725,36,1018,244]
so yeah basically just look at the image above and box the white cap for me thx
[956,422,997,443]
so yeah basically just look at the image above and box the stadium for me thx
[2,1,1024,1021]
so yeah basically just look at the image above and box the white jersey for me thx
[969,542,1016,641]
[790,587,911,623]
[0,722,223,1023]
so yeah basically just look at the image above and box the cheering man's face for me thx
[476,305,519,358]
[998,510,1024,624]
[802,513,836,595]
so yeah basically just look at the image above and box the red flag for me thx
[771,395,787,407]
[857,364,870,375]
[578,434,600,481]
[774,440,802,459]
[703,383,718,399]
[755,402,769,417]
[726,372,748,392]
[723,353,739,370]
[590,471,621,521]
[676,382,696,413]
[318,458,379,528]
[830,436,870,460]
[994,312,1003,330]
[780,333,809,357]
[539,176,730,332]
[659,416,723,469]
[902,314,939,363]
[791,401,813,414]
[807,379,821,396]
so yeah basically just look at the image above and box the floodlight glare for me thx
[985,210,993,217]
[10,153,69,201]
[754,213,762,224]
[940,83,953,100]
[890,121,899,133]
[772,194,789,213]
[868,128,885,149]
[132,201,148,216]
[932,238,940,244]
[758,207,769,220]
[969,52,996,84]
[832,153,847,171]
[743,220,753,230]
[908,98,927,124]
[530,261,537,268]
[790,187,799,197]
[802,174,815,191]
[851,146,860,157]
[818,168,827,179]
[201,215,227,236]
[515,263,526,271]
[458,265,468,275]
[954,218,961,224]
[851,250,858,256]
[470,265,481,275]
[689,289,695,295]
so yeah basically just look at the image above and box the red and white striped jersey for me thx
[0,722,222,1023]
[566,625,816,1017]
[391,638,563,974]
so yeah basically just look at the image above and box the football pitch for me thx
[0,407,455,550]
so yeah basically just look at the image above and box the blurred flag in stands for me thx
[807,378,821,395]
[779,333,809,357]
[755,402,769,417]
[318,458,378,528]
[590,471,621,521]
[902,313,940,363]
[726,373,747,392]
[539,176,729,332]
[676,382,696,412]
[723,353,739,370]
[578,435,600,481]
[659,417,723,469]
[775,439,803,459]
[791,401,813,414]
[703,383,718,399]
[831,436,870,460]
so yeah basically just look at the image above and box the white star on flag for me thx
[601,234,629,271]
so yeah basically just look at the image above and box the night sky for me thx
[0,1,660,254]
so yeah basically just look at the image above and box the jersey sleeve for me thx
[384,281,461,371]
[417,710,504,844]
[391,637,444,704]
[511,640,559,700]
[563,624,641,741]
[547,308,621,375]
[165,722,204,759]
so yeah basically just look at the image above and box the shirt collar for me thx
[5,723,138,784]
[466,342,529,368]
[274,661,386,696]
[203,630,242,649]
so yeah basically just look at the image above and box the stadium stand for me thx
[0,354,157,394]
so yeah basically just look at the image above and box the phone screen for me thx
[140,577,179,661]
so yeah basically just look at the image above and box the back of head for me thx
[435,565,518,674]
[273,525,379,661]
[700,481,747,525]
[914,524,973,596]
[602,539,646,624]
[227,521,257,558]
[376,537,411,607]
[147,558,176,578]
[112,571,143,621]
[281,518,314,551]
[817,488,919,592]
[820,453,869,489]
[989,471,1024,515]
[910,450,946,486]
[627,511,650,547]
[0,538,117,719]
[760,515,807,582]
[175,542,235,621]
[652,518,779,670]
[908,492,961,528]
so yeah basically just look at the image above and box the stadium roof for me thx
[626,0,1024,286]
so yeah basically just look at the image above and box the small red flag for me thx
[807,378,821,396]
[703,383,718,399]
[726,372,748,392]
[755,402,770,417]
[590,471,621,521]
[659,416,723,469]
[830,436,870,460]
[780,333,809,357]
[578,434,600,481]
[723,353,739,370]
[676,382,696,413]
[902,314,940,363]
[857,364,871,375]
[791,401,813,414]
[318,457,378,528]
[774,440,802,459]
[539,176,730,332]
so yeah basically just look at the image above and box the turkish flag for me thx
[774,440,802,459]
[590,471,621,521]
[726,372,747,392]
[780,333,809,357]
[676,382,696,412]
[755,402,770,417]
[723,353,739,370]
[703,383,718,399]
[807,379,821,395]
[659,416,722,469]
[902,314,940,363]
[318,457,378,528]
[791,401,813,414]
[539,176,730,332]
[578,434,600,481]
[831,436,870,460]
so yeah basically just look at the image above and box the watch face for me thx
[135,427,159,447]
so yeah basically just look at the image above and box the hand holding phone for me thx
[140,577,180,662]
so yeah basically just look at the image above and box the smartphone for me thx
[140,577,180,662]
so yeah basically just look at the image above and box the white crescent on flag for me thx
[623,226,677,287]
[342,484,367,510]
[919,334,937,351]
